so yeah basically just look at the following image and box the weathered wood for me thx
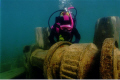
[93,16,120,50]
[36,27,51,50]
[0,67,25,79]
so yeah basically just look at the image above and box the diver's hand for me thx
[72,38,79,43]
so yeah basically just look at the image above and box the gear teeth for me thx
[62,64,78,72]
[64,58,79,66]
[60,58,79,79]
[61,74,73,79]
[62,68,77,76]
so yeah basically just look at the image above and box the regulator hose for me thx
[48,8,77,30]
[48,10,64,30]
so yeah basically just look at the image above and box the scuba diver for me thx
[48,7,81,45]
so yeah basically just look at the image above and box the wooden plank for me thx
[36,27,51,50]
[0,67,25,79]
[93,16,120,50]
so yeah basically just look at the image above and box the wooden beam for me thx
[0,67,25,79]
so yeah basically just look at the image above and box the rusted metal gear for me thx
[60,44,88,79]
[30,49,48,69]
[100,38,120,79]
[60,43,98,79]
[43,42,99,79]
[100,38,114,79]
[114,48,120,79]
[43,41,72,79]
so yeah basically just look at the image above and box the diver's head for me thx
[60,25,72,32]
[61,27,71,34]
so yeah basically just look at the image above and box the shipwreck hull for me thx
[23,16,120,79]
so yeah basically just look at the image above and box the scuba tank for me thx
[48,7,77,32]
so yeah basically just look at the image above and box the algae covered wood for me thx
[0,67,25,79]
[93,16,120,50]
[36,27,51,50]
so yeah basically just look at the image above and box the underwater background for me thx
[0,0,120,76]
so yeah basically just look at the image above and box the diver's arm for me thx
[48,28,56,45]
[72,28,81,43]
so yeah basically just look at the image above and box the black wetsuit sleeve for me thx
[72,28,81,43]
[48,17,61,45]
[48,28,56,45]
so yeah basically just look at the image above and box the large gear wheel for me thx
[43,41,72,79]
[60,43,98,79]
[60,44,88,79]
[100,38,120,79]
[43,42,99,79]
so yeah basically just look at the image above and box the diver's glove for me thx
[72,38,79,43]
